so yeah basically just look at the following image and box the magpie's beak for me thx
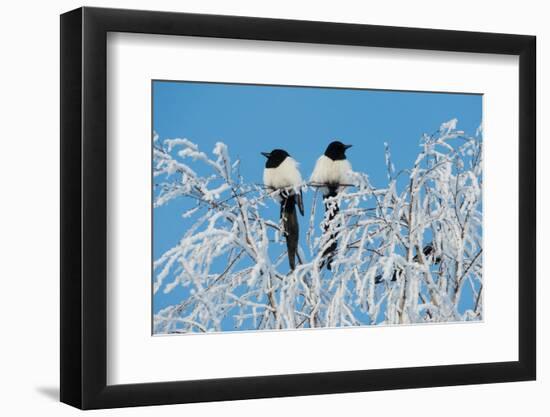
[344,144,353,150]
[261,152,271,158]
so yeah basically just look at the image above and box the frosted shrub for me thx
[153,119,483,333]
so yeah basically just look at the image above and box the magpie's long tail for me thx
[321,186,339,270]
[281,194,299,271]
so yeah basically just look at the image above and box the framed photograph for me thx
[60,6,536,409]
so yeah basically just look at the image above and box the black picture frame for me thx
[60,6,536,410]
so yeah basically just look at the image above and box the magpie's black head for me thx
[261,149,290,168]
[324,141,352,161]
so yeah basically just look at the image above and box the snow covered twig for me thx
[153,118,483,333]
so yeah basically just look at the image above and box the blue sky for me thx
[152,80,482,321]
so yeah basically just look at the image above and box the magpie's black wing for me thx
[297,190,304,216]
[423,244,434,257]
[413,244,434,263]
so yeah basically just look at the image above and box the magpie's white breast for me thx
[310,155,353,186]
[263,157,303,190]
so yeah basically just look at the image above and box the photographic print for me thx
[152,80,483,334]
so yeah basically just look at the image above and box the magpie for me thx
[374,243,442,284]
[413,243,442,264]
[262,149,304,271]
[310,141,353,270]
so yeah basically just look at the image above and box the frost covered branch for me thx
[153,118,483,333]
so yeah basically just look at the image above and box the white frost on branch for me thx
[153,119,483,334]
